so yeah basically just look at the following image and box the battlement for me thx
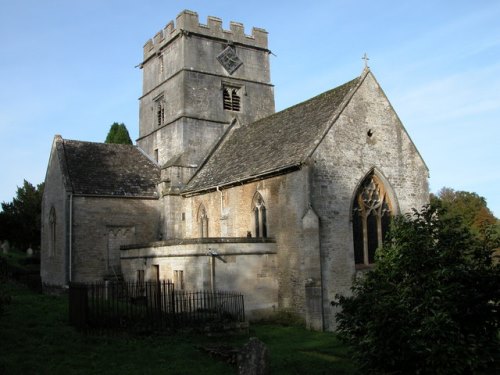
[143,10,268,61]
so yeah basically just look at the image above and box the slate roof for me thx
[183,72,363,195]
[55,138,159,197]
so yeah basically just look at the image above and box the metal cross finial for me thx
[362,53,370,68]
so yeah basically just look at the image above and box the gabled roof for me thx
[183,71,364,195]
[54,136,159,198]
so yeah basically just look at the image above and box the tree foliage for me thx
[431,187,497,235]
[0,180,44,250]
[335,205,500,374]
[105,122,132,145]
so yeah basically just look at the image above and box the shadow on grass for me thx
[0,280,356,375]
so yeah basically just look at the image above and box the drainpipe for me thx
[208,249,216,293]
[68,193,73,283]
[216,186,223,219]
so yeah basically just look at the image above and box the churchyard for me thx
[0,250,355,374]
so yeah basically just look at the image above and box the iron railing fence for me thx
[69,280,245,333]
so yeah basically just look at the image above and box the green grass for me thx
[252,324,355,374]
[0,280,356,374]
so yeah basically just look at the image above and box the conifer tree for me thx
[0,180,44,250]
[105,122,132,145]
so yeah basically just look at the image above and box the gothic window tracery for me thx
[352,173,392,266]
[198,204,209,238]
[252,193,267,238]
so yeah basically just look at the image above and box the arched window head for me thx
[252,192,267,238]
[352,173,393,266]
[49,206,56,257]
[197,204,209,238]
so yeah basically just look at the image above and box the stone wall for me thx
[71,197,160,283]
[310,71,429,330]
[121,239,278,318]
[41,141,69,287]
[137,10,274,166]
[179,169,323,322]
[121,168,324,323]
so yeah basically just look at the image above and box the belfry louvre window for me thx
[155,97,165,126]
[352,173,392,266]
[223,86,241,111]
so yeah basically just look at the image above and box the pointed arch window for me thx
[352,173,392,266]
[252,193,267,238]
[198,204,209,238]
[49,206,56,257]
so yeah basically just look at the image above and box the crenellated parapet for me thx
[143,10,268,61]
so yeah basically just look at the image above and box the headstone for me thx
[1,240,9,254]
[26,247,33,257]
[237,337,269,375]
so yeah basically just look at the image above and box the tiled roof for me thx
[183,74,362,194]
[56,138,159,197]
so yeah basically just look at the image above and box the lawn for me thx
[0,279,356,374]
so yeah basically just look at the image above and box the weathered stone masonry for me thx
[41,10,429,330]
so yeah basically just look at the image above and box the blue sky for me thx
[1,1,499,217]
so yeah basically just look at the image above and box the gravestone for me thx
[1,240,9,254]
[237,337,269,375]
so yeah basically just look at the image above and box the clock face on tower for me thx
[217,46,243,75]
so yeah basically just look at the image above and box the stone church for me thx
[41,10,429,330]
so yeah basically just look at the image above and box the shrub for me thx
[335,205,500,374]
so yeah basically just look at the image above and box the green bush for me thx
[335,205,500,374]
[0,259,12,315]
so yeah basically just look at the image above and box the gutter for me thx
[182,163,302,197]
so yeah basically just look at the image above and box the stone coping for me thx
[121,237,275,250]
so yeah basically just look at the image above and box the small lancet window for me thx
[49,206,56,257]
[352,173,392,266]
[198,204,209,238]
[252,193,267,238]
[223,86,241,112]
[155,97,165,127]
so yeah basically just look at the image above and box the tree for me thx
[0,180,44,250]
[105,122,132,145]
[335,205,500,374]
[431,187,497,235]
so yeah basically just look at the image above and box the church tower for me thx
[137,10,275,186]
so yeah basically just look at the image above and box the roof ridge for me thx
[63,138,136,148]
[249,75,361,127]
